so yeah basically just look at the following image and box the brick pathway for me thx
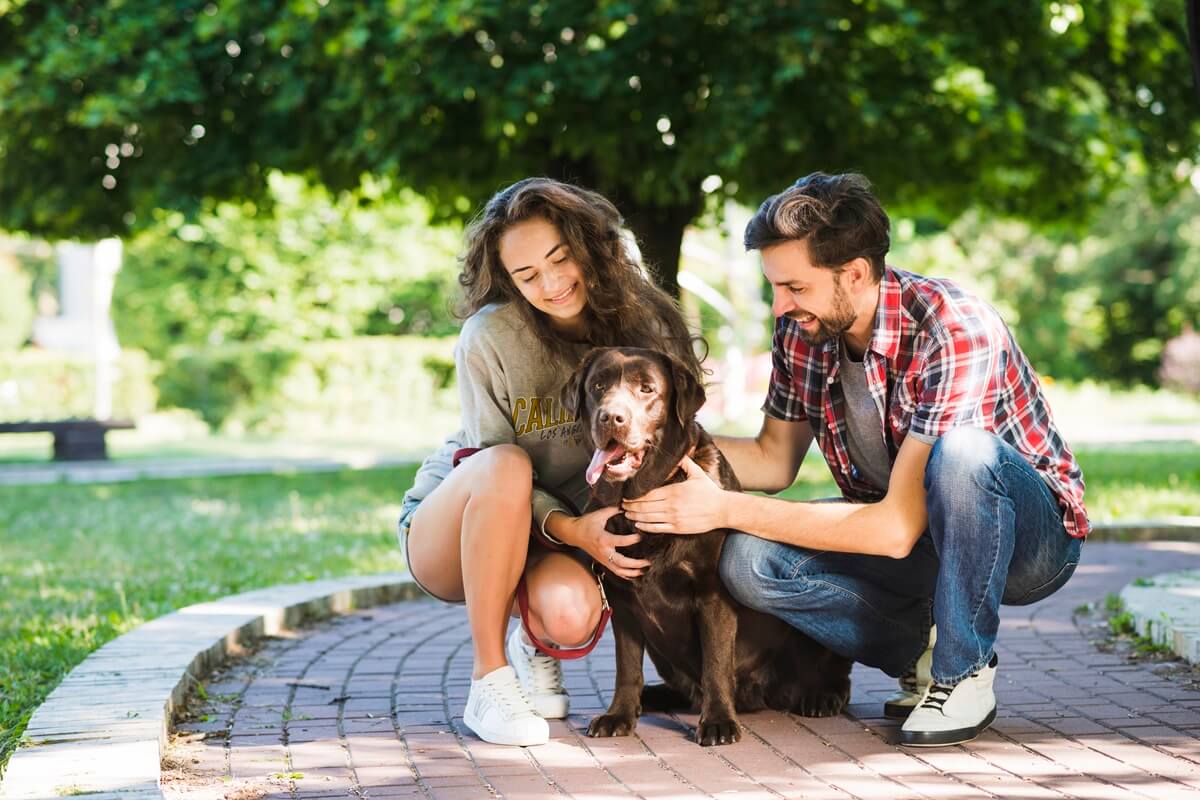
[166,542,1200,799]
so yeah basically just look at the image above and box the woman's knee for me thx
[463,444,534,508]
[528,574,600,646]
[472,444,533,483]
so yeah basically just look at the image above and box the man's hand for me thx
[622,456,729,534]
[554,506,651,580]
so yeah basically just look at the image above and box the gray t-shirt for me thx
[403,303,592,532]
[838,347,893,492]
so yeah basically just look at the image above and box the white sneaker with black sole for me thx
[463,665,549,747]
[884,625,936,719]
[900,653,998,747]
[506,625,570,719]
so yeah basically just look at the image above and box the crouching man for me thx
[623,172,1088,746]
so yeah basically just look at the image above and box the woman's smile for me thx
[545,283,578,305]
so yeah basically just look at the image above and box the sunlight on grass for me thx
[0,466,414,773]
[774,442,1199,520]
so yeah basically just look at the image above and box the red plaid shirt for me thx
[764,267,1089,538]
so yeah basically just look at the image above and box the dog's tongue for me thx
[586,443,625,485]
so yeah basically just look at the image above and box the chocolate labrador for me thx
[561,346,852,746]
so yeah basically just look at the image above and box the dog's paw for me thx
[697,716,741,746]
[794,687,849,718]
[587,713,638,738]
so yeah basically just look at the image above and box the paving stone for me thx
[11,543,1200,800]
[142,542,1200,799]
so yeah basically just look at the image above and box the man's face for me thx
[761,239,856,346]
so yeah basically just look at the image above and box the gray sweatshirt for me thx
[403,302,593,531]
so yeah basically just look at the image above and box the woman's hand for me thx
[623,456,729,534]
[549,507,651,580]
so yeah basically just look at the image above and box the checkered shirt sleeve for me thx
[762,317,806,422]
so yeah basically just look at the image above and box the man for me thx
[623,172,1088,747]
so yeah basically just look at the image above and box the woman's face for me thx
[498,217,589,336]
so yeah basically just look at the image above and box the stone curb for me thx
[0,573,420,800]
[1120,569,1200,665]
[1089,517,1200,541]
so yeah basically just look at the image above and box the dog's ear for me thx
[661,353,706,430]
[561,347,605,420]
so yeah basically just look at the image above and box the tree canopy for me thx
[1,0,1197,289]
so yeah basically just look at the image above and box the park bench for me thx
[0,419,134,461]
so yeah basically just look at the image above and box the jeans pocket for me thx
[787,548,832,579]
[1006,558,1079,606]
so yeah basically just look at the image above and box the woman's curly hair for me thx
[458,177,704,379]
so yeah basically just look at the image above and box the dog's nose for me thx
[598,408,627,426]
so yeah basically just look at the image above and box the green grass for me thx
[1070,442,1200,521]
[0,466,413,775]
[775,442,1200,522]
[0,440,1197,775]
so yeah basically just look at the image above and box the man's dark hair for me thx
[743,172,890,281]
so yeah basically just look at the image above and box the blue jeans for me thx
[719,427,1083,684]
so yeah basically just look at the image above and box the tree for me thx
[113,175,462,359]
[892,182,1200,385]
[2,0,1197,293]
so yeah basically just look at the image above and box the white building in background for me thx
[31,239,123,420]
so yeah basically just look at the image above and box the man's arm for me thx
[712,415,814,494]
[625,435,933,559]
[722,436,932,557]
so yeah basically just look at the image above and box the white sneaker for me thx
[506,625,570,719]
[884,626,936,719]
[900,653,998,747]
[463,665,549,746]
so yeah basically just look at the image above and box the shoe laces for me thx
[918,660,989,712]
[918,682,953,711]
[524,647,565,695]
[479,675,538,720]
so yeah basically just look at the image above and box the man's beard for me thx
[789,276,856,346]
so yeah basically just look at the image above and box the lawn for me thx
[0,467,413,775]
[777,441,1200,521]
[1,443,1198,774]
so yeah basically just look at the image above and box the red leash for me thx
[452,447,612,660]
[516,569,612,660]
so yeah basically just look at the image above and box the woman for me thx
[398,177,702,747]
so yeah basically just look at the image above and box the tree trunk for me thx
[619,197,703,299]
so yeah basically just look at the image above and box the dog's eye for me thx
[640,383,654,394]
[593,382,605,393]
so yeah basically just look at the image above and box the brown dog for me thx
[561,346,852,746]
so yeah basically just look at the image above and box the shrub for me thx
[0,254,34,351]
[0,349,159,422]
[158,336,457,432]
[1159,325,1200,394]
[890,183,1200,386]
[114,175,462,360]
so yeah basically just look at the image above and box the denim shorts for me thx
[398,496,465,605]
